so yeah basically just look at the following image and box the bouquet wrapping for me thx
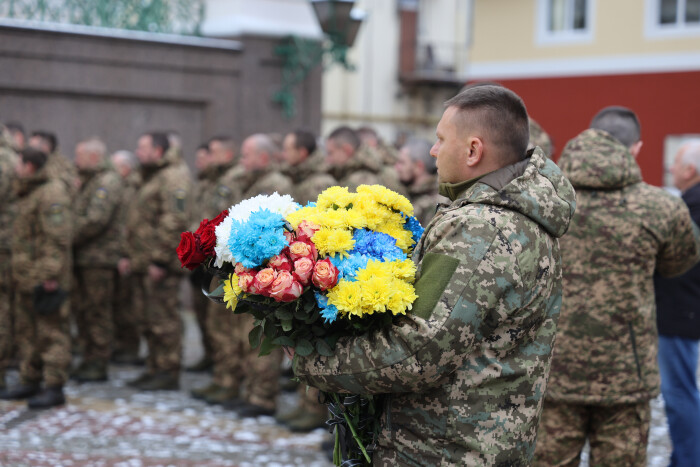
[177,185,424,465]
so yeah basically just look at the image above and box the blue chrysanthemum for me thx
[228,209,287,268]
[403,215,425,245]
[350,229,406,262]
[314,290,338,323]
[329,253,369,281]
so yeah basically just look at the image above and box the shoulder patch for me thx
[95,187,108,199]
[48,203,66,225]
[217,185,232,197]
[173,188,187,212]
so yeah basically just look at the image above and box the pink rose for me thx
[237,272,256,293]
[312,258,339,291]
[235,262,253,276]
[268,253,293,272]
[293,257,314,286]
[283,230,296,244]
[252,268,277,296]
[295,220,320,242]
[269,271,304,302]
[289,240,318,262]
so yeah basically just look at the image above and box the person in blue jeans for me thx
[655,140,700,467]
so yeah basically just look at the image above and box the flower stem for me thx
[331,393,371,464]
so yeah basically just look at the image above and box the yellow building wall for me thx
[471,0,700,64]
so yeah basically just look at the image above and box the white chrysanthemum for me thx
[227,192,300,222]
[213,193,300,267]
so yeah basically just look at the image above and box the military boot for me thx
[27,386,65,409]
[204,386,240,405]
[287,410,328,432]
[127,372,154,388]
[185,356,213,373]
[134,372,179,391]
[74,361,108,383]
[0,382,41,400]
[111,350,144,366]
[236,402,275,418]
[190,382,222,400]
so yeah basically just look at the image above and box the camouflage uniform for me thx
[330,145,408,197]
[406,174,447,228]
[0,130,18,380]
[529,119,553,158]
[45,152,78,197]
[12,168,73,387]
[113,171,142,358]
[284,150,336,206]
[125,151,191,377]
[72,165,124,365]
[295,148,576,465]
[534,129,700,466]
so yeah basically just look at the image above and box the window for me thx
[537,0,594,45]
[647,0,700,37]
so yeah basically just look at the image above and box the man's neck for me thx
[681,176,700,193]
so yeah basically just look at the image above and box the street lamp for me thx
[273,0,366,118]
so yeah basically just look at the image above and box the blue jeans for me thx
[658,334,700,467]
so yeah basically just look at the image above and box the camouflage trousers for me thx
[0,249,13,372]
[206,301,239,390]
[533,399,650,467]
[14,293,71,387]
[113,272,141,356]
[73,267,115,364]
[133,273,182,375]
[192,276,213,361]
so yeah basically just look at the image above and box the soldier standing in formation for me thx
[1,147,73,409]
[281,129,335,206]
[293,85,577,465]
[534,107,700,466]
[122,132,192,391]
[71,138,124,382]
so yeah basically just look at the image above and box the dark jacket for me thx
[655,181,700,339]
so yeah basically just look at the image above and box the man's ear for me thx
[465,137,484,167]
[629,141,643,158]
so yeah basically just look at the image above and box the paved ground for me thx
[0,309,686,466]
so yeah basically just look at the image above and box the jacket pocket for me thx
[628,322,642,381]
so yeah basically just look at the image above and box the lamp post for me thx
[273,0,365,118]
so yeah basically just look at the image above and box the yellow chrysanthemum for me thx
[357,184,414,216]
[223,273,242,310]
[376,222,414,252]
[391,259,417,283]
[354,259,393,283]
[317,209,347,229]
[286,205,322,229]
[386,280,418,315]
[312,227,354,257]
[327,280,363,318]
[360,279,391,314]
[317,187,356,209]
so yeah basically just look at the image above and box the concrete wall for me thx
[0,19,321,164]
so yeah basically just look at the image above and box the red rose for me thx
[237,272,256,293]
[177,231,206,270]
[288,240,318,262]
[312,258,339,290]
[252,268,277,296]
[296,220,320,242]
[199,225,217,257]
[211,209,229,227]
[269,271,304,302]
[194,219,209,236]
[292,257,314,286]
[268,253,293,272]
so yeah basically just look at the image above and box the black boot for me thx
[74,361,108,383]
[27,386,65,409]
[0,382,41,400]
[133,372,179,391]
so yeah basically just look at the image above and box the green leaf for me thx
[295,338,314,357]
[272,336,295,347]
[263,318,276,338]
[311,325,326,336]
[281,318,293,332]
[275,308,294,320]
[315,339,333,357]
[258,336,276,356]
[248,326,263,349]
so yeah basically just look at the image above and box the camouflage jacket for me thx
[46,152,78,198]
[115,171,141,257]
[12,169,72,294]
[192,163,243,229]
[331,146,408,196]
[125,155,192,274]
[284,150,336,205]
[243,166,294,199]
[546,128,700,405]
[294,149,576,466]
[407,174,447,228]
[0,130,18,252]
[73,166,124,268]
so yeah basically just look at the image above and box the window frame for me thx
[646,0,700,38]
[536,0,596,46]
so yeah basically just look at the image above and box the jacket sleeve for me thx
[293,215,524,395]
[152,171,192,270]
[656,197,700,278]
[74,174,123,246]
[38,185,72,283]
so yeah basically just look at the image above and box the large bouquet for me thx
[177,185,424,465]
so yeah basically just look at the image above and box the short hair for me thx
[444,84,530,163]
[144,131,170,155]
[5,121,24,135]
[680,140,700,173]
[111,150,138,169]
[30,130,58,153]
[292,129,317,155]
[79,137,107,159]
[590,106,641,148]
[21,147,48,170]
[328,126,361,151]
[402,137,436,174]
[208,135,236,153]
[197,143,210,152]
[250,133,278,157]
[167,130,182,150]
